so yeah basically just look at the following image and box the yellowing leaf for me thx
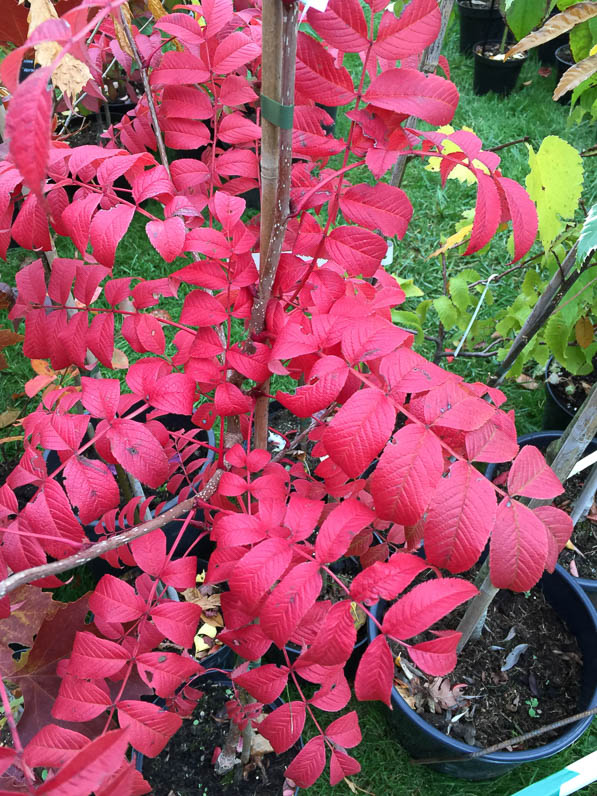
[429,224,473,258]
[424,125,490,184]
[525,136,583,250]
[0,409,21,429]
[111,349,129,369]
[506,2,597,59]
[554,53,597,100]
[575,316,594,348]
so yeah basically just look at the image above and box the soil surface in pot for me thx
[556,473,597,580]
[548,355,597,417]
[143,680,298,796]
[475,42,525,60]
[392,585,582,750]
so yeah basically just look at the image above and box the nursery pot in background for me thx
[473,42,527,96]
[457,0,505,55]
[367,565,597,780]
[487,431,597,607]
[555,45,574,105]
[543,357,596,432]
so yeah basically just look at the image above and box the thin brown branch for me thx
[120,11,171,179]
[0,471,222,600]
[488,136,530,152]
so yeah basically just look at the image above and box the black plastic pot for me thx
[555,44,574,105]
[543,358,597,432]
[488,431,597,607]
[457,0,505,55]
[367,564,597,779]
[136,669,300,794]
[473,42,527,96]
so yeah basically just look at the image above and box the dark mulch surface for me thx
[394,586,583,750]
[143,680,298,796]
[556,473,597,581]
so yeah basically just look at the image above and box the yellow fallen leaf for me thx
[0,409,21,429]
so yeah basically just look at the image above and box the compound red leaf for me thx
[151,51,210,86]
[80,377,120,420]
[68,632,128,679]
[149,373,195,415]
[87,312,114,369]
[330,749,361,786]
[364,69,459,125]
[107,418,169,488]
[259,702,306,754]
[325,711,361,748]
[89,574,145,623]
[349,554,428,603]
[354,635,393,706]
[370,425,444,526]
[6,66,52,196]
[339,183,412,239]
[150,601,202,648]
[464,171,501,256]
[496,176,538,263]
[36,729,129,796]
[161,556,198,590]
[325,226,387,277]
[490,498,549,592]
[24,725,88,769]
[315,498,375,564]
[136,652,203,699]
[214,382,254,416]
[295,32,355,106]
[507,446,564,499]
[323,388,395,479]
[260,562,322,647]
[228,538,293,613]
[89,205,135,269]
[51,676,111,723]
[63,456,120,525]
[180,289,229,326]
[117,700,182,758]
[534,506,573,572]
[307,0,369,53]
[213,31,260,73]
[381,578,477,640]
[408,630,461,676]
[297,601,356,667]
[232,664,289,704]
[423,462,496,573]
[374,0,440,60]
[130,530,167,577]
[284,736,326,789]
[146,217,186,263]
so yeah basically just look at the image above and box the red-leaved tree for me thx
[0,0,572,792]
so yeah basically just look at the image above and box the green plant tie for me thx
[260,94,294,129]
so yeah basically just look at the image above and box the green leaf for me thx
[569,17,597,62]
[433,296,458,328]
[506,0,548,41]
[449,276,470,313]
[521,270,544,301]
[391,311,423,344]
[395,277,423,298]
[525,136,583,251]
[559,264,597,323]
[576,204,597,266]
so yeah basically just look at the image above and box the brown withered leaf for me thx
[506,3,597,59]
[516,373,540,390]
[575,316,594,349]
[0,329,24,349]
[182,587,222,615]
[0,586,54,680]
[112,4,134,58]
[147,0,167,20]
[555,53,597,100]
[27,0,91,98]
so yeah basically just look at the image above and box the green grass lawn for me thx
[1,11,596,796]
